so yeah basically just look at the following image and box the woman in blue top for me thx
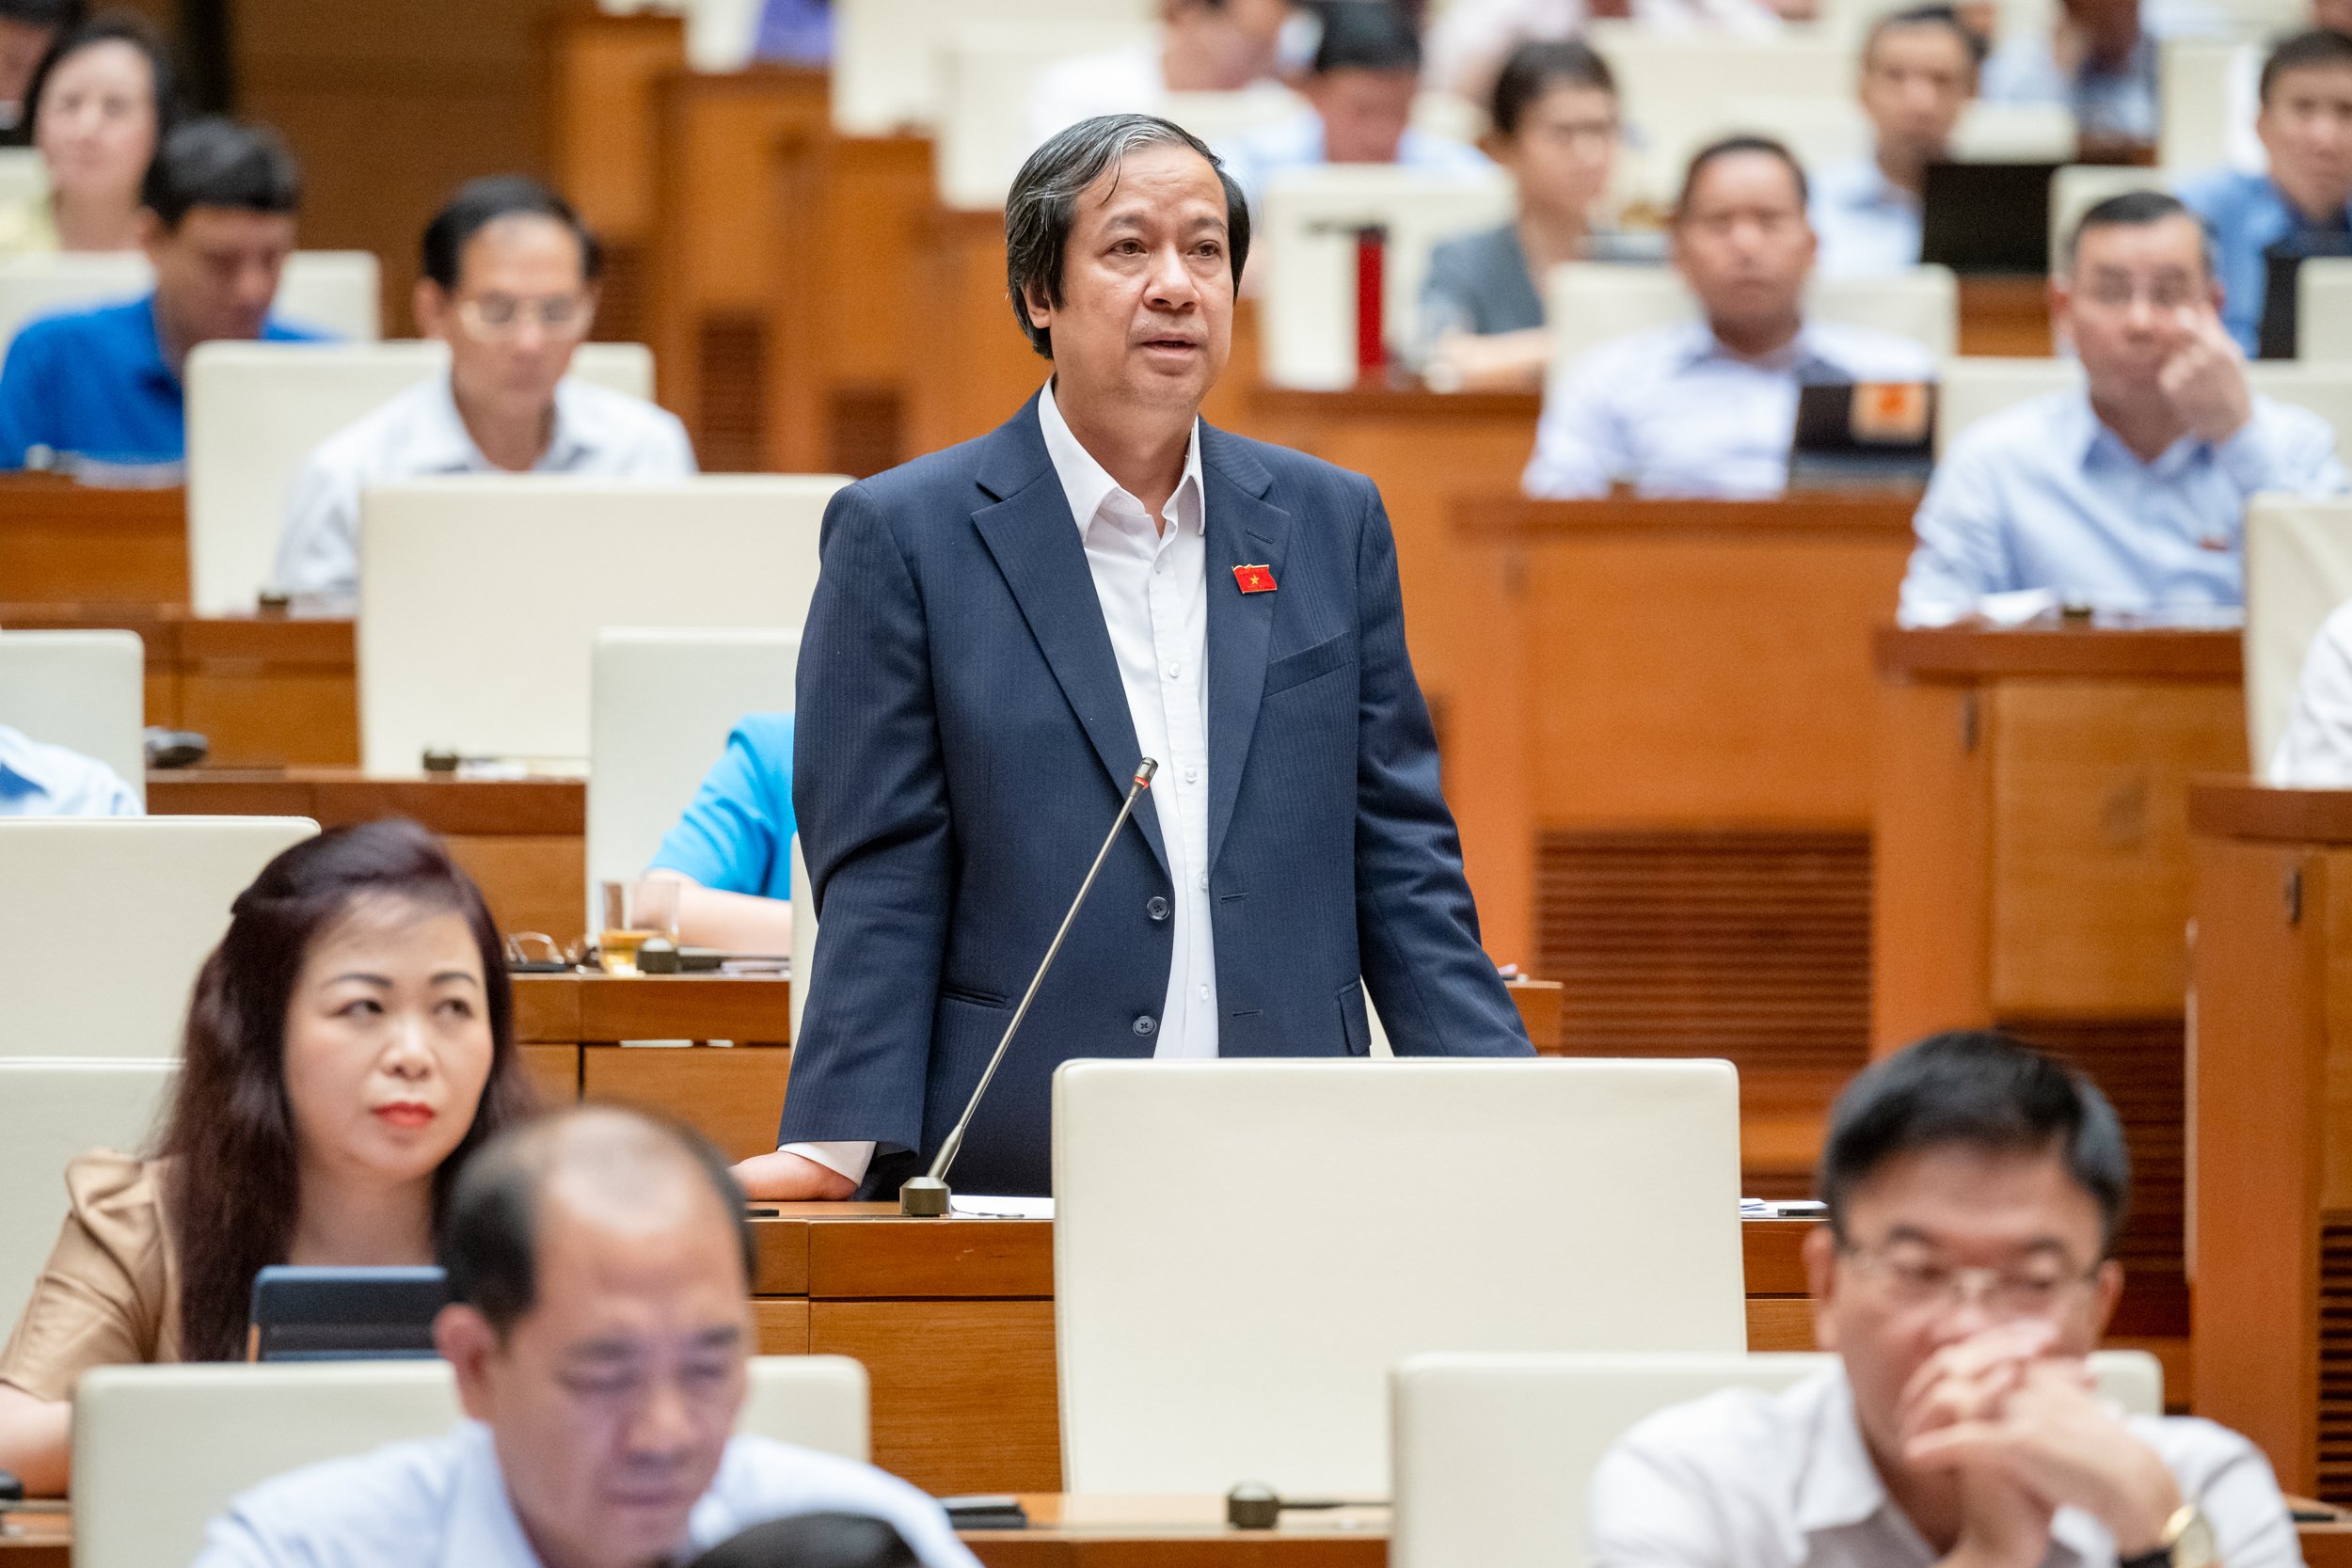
[638,712,797,955]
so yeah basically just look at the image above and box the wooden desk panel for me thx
[0,479,184,607]
[583,1046,795,1164]
[817,1299,1063,1496]
[1957,277,2054,357]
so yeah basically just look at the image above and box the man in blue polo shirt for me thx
[639,712,796,956]
[0,116,324,472]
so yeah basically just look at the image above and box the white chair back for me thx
[0,817,317,1058]
[2047,165,2173,274]
[0,148,45,208]
[356,476,839,773]
[0,627,145,804]
[0,1059,175,1333]
[1053,1058,1744,1495]
[935,18,1158,210]
[0,250,381,360]
[1591,32,1851,206]
[1936,356,2352,456]
[2247,498,2352,770]
[1162,87,1311,150]
[1951,102,2079,162]
[832,0,1156,135]
[789,832,816,1040]
[1259,165,1516,390]
[71,1354,868,1568]
[1389,1350,2164,1568]
[2299,256,2352,361]
[587,628,799,931]
[1546,264,1957,391]
[2160,38,2246,171]
[185,340,656,616]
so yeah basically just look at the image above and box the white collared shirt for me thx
[272,371,697,599]
[1808,157,1924,280]
[193,1419,983,1568]
[2271,596,2352,785]
[781,383,1218,1191]
[1591,1364,2301,1568]
[0,721,139,817]
[1522,318,1938,500]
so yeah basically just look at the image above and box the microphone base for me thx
[898,1176,950,1217]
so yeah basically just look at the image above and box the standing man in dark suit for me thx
[738,114,1532,1202]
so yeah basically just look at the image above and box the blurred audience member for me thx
[0,118,321,472]
[1422,40,1654,390]
[1979,0,2222,154]
[0,821,538,1495]
[0,0,78,144]
[2179,29,2352,356]
[1221,4,1491,212]
[274,176,693,600]
[192,1106,980,1568]
[1523,135,1933,498]
[2222,0,2352,171]
[0,721,136,816]
[2273,596,2352,784]
[1032,0,1292,148]
[1811,6,1981,278]
[0,12,174,257]
[753,0,831,66]
[1899,192,2344,626]
[1424,0,1779,105]
[638,712,797,957]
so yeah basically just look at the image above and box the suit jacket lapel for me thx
[971,398,1170,875]
[1201,425,1290,872]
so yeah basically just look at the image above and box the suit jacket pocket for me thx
[1338,978,1372,1056]
[1264,631,1358,697]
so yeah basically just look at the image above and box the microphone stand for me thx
[900,759,1158,1217]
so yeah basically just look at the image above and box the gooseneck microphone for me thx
[900,758,1158,1217]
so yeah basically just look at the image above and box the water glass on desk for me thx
[598,879,678,975]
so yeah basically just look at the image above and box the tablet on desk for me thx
[246,1265,448,1363]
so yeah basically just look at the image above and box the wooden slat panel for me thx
[2323,1215,2352,1504]
[807,1219,1054,1301]
[2006,1018,2186,1286]
[813,1300,1062,1496]
[581,1045,793,1164]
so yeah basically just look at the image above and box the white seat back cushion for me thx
[71,1354,867,1568]
[1389,1349,2164,1568]
[356,475,838,772]
[0,817,319,1057]
[934,19,1156,210]
[0,628,146,803]
[832,0,1155,135]
[2247,498,2352,768]
[0,251,381,360]
[587,628,799,927]
[1053,1058,1744,1495]
[2298,257,2352,362]
[0,1059,176,1330]
[0,148,45,208]
[184,340,654,616]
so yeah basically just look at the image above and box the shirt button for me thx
[1165,662,1181,680]
[1184,766,1198,784]
[1147,895,1170,921]
[1197,871,1208,891]
[1133,1014,1157,1037]
[1198,984,1210,1000]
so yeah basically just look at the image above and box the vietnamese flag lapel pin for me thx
[1233,563,1277,594]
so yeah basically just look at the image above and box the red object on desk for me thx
[1355,227,1386,374]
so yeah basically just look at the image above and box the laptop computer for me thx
[1920,162,2061,276]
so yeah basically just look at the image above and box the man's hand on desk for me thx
[731,1149,856,1200]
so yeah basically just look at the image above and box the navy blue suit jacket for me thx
[780,396,1532,1196]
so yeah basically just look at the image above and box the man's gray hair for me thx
[1004,113,1250,360]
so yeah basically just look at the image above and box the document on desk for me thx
[948,1196,1055,1219]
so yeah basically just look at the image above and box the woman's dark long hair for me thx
[156,818,539,1361]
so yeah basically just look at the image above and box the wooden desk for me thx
[1957,276,2054,357]
[2187,781,2352,1502]
[151,771,581,939]
[0,479,185,607]
[1447,493,1919,1196]
[1874,626,2244,1344]
[0,606,356,768]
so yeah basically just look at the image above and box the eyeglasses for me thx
[455,293,596,340]
[2075,276,2203,311]
[1837,1240,2102,1321]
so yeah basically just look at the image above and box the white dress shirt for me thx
[193,1420,982,1568]
[272,371,697,599]
[0,722,139,817]
[783,383,1217,1189]
[1808,158,1923,280]
[1523,319,1938,499]
[1592,1364,2302,1568]
[2273,597,2352,785]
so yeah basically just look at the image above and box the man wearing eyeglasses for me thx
[1898,189,2345,627]
[272,175,694,601]
[1591,1031,2296,1568]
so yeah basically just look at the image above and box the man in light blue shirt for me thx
[0,722,138,816]
[1811,7,1983,279]
[1218,3,1491,214]
[2177,29,2352,356]
[640,711,795,956]
[1900,190,2347,625]
[193,1106,978,1568]
[1525,135,1938,499]
[1979,0,2223,151]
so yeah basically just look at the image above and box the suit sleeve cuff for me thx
[780,1140,876,1185]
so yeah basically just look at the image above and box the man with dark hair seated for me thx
[0,116,324,471]
[191,1106,979,1568]
[272,174,695,600]
[1591,1031,2298,1568]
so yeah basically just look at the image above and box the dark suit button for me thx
[1133,1014,1157,1037]
[1146,896,1170,921]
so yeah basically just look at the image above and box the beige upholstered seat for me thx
[0,628,146,805]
